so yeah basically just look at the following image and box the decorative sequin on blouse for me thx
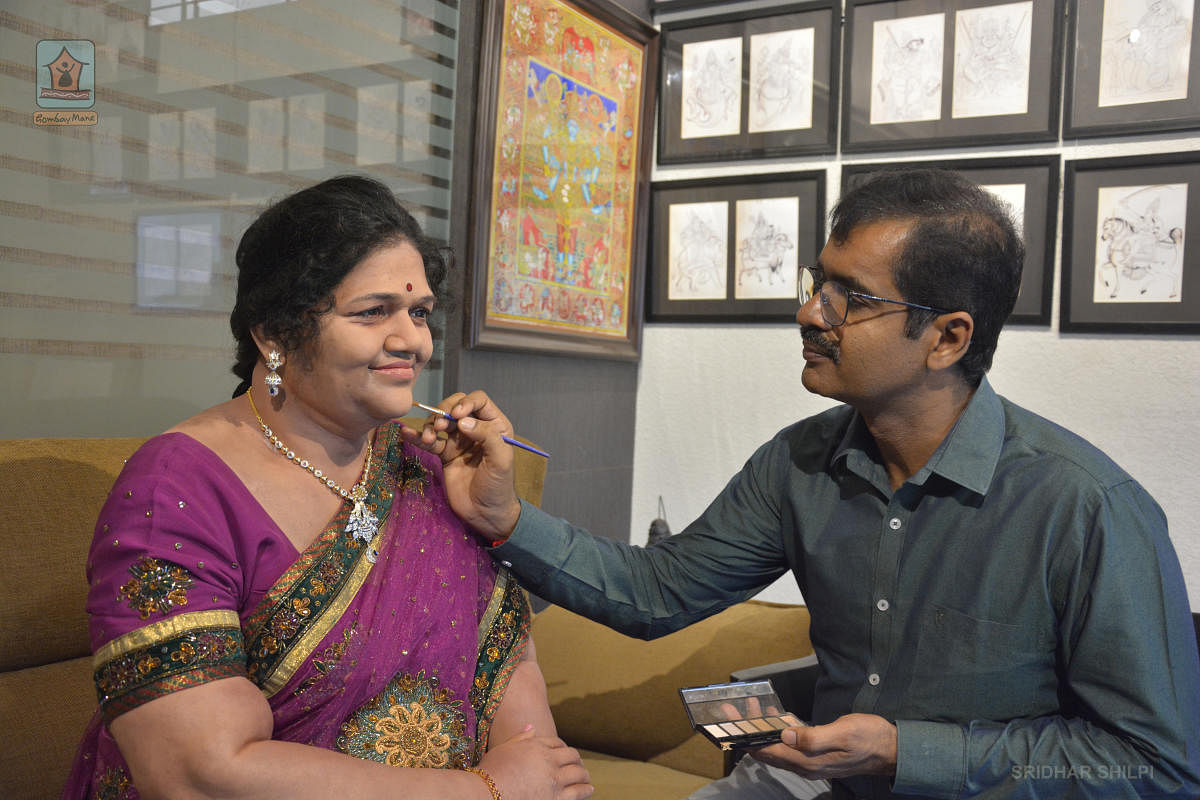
[96,766,134,800]
[396,455,430,497]
[336,670,470,769]
[119,557,194,619]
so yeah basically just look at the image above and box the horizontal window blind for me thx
[1,0,457,436]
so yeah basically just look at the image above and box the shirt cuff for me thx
[486,500,564,581]
[892,719,966,798]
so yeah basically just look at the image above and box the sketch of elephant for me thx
[672,236,724,294]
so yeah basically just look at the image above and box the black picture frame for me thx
[657,2,838,164]
[842,0,1064,153]
[1064,0,1200,139]
[841,156,1060,325]
[1061,152,1198,333]
[650,0,734,12]
[465,0,659,360]
[647,171,826,322]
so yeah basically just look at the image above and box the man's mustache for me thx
[801,327,839,364]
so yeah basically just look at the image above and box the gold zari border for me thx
[477,568,510,648]
[93,609,242,666]
[258,527,384,697]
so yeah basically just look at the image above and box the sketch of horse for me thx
[737,215,795,287]
[1098,214,1183,300]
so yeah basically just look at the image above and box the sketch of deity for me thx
[952,2,1032,118]
[748,28,814,133]
[1093,183,1186,303]
[669,201,728,300]
[981,183,1027,238]
[871,14,945,124]
[734,197,799,300]
[1098,0,1193,107]
[680,37,742,139]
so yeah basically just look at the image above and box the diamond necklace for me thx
[246,387,379,546]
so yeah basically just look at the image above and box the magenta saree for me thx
[63,422,529,799]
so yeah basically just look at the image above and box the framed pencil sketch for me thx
[841,0,1064,152]
[1061,153,1198,333]
[647,172,826,322]
[657,2,838,164]
[465,0,659,360]
[841,156,1059,325]
[1064,0,1200,138]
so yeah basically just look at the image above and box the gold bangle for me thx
[465,766,502,800]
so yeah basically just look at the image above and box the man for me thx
[417,169,1200,798]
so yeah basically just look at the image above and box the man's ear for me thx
[926,312,974,373]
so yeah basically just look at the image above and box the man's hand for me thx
[751,713,898,780]
[400,390,522,541]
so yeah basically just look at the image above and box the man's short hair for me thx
[830,168,1024,387]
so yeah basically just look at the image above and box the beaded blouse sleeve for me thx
[85,434,275,723]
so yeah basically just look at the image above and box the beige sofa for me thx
[0,434,814,800]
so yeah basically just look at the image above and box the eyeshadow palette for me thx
[678,678,805,750]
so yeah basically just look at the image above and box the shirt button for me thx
[876,598,890,612]
[888,518,902,530]
[868,673,881,686]
[499,560,513,568]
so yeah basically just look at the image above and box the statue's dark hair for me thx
[830,168,1024,387]
[229,175,449,395]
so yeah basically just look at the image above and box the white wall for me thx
[629,134,1200,610]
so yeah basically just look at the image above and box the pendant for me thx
[345,499,379,545]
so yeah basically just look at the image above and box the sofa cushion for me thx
[0,655,96,799]
[0,437,144,672]
[531,599,812,780]
[578,749,710,800]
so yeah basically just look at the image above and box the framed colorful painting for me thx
[465,0,659,360]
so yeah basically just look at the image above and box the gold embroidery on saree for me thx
[470,569,532,759]
[336,669,470,769]
[120,557,193,619]
[244,428,398,698]
[91,610,245,722]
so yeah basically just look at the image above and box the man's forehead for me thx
[819,219,912,287]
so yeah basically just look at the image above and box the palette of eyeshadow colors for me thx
[678,678,806,750]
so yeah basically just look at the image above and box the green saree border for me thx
[470,568,532,760]
[243,427,399,697]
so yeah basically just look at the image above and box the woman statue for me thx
[63,175,592,800]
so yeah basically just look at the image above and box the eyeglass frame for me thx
[799,265,953,327]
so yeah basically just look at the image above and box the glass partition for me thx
[1,0,457,436]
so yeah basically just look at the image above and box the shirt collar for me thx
[832,377,1005,497]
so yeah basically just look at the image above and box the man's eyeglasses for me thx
[799,266,951,328]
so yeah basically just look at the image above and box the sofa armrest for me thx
[725,654,820,776]
[730,652,819,721]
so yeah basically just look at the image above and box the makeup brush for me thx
[414,402,551,458]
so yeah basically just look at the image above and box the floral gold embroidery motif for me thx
[396,456,429,497]
[96,766,134,800]
[120,558,193,619]
[337,670,469,769]
[294,625,357,696]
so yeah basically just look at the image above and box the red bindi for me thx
[406,282,413,292]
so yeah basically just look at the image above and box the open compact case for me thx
[678,678,806,750]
